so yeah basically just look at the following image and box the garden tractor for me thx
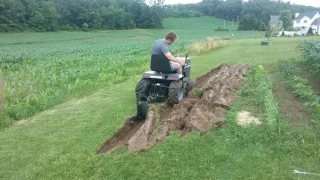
[133,54,195,121]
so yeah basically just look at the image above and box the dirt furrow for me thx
[97,64,250,154]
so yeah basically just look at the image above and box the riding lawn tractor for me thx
[133,54,195,120]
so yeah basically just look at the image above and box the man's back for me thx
[149,32,185,74]
[151,39,170,56]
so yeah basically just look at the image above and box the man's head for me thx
[164,32,178,45]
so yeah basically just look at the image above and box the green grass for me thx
[1,35,320,179]
[164,16,237,30]
[163,16,261,39]
[191,37,318,76]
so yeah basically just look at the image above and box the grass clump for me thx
[179,37,226,55]
[192,88,203,98]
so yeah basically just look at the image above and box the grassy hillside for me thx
[163,16,237,31]
[163,16,260,39]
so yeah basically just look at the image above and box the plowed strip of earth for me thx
[97,64,250,154]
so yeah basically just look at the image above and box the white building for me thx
[293,12,320,35]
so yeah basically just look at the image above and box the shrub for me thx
[298,40,320,77]
[307,27,314,36]
[214,26,229,31]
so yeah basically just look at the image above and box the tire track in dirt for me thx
[97,64,250,154]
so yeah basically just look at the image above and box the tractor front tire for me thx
[138,102,148,120]
[168,80,184,106]
[183,77,196,96]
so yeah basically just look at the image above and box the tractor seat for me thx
[150,54,176,74]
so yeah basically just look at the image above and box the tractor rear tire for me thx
[168,80,184,106]
[136,78,150,102]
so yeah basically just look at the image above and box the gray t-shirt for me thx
[151,39,170,55]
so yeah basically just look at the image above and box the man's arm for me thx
[160,42,185,65]
[164,52,181,63]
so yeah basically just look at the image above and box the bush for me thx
[298,40,320,77]
[214,27,229,31]
[265,31,272,38]
[307,27,314,36]
[82,23,89,31]
[258,22,268,31]
[286,26,294,31]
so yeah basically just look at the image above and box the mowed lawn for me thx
[1,36,320,179]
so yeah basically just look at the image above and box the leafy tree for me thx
[0,0,26,31]
[1,0,320,32]
[279,10,292,30]
[238,14,258,30]
[29,11,46,31]
[41,1,60,31]
[258,21,268,31]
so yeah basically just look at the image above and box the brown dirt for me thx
[96,116,145,154]
[97,64,250,154]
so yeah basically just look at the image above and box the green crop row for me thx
[1,53,149,121]
[258,74,279,127]
[238,65,279,128]
[278,60,320,121]
[254,66,279,127]
[0,39,156,125]
[0,32,195,127]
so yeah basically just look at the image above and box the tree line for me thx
[0,0,164,32]
[1,0,320,32]
[164,0,320,31]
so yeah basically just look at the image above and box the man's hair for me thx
[165,32,178,41]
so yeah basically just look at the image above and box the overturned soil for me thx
[97,64,250,154]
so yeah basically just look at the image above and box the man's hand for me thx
[179,59,185,66]
[176,57,185,66]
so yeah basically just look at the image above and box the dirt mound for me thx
[97,64,250,154]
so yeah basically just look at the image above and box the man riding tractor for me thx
[133,32,195,120]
